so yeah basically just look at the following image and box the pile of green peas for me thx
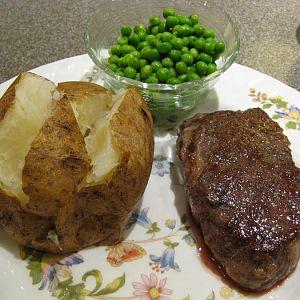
[107,7,225,84]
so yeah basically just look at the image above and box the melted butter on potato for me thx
[0,73,59,204]
[64,85,125,186]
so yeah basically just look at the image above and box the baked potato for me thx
[0,72,154,253]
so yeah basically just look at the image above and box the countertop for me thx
[1,0,299,91]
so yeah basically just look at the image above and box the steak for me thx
[176,108,300,291]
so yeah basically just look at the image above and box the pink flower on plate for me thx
[132,273,172,300]
[261,92,268,100]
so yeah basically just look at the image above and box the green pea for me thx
[178,74,188,82]
[199,52,212,64]
[182,37,190,46]
[110,44,122,57]
[121,44,135,55]
[215,41,225,53]
[117,36,128,46]
[167,77,181,84]
[188,72,201,81]
[162,57,174,68]
[128,33,140,47]
[138,31,147,42]
[165,16,179,28]
[140,46,152,60]
[169,67,177,78]
[195,61,208,75]
[181,46,189,54]
[157,68,170,83]
[206,63,217,74]
[169,49,181,62]
[181,53,193,66]
[204,41,216,54]
[194,38,205,51]
[177,25,192,37]
[131,50,140,58]
[171,37,183,50]
[108,63,118,72]
[203,28,215,38]
[134,23,146,33]
[178,15,191,26]
[193,24,204,37]
[149,16,161,26]
[163,7,176,18]
[175,61,188,74]
[190,48,199,60]
[148,48,160,61]
[121,25,132,37]
[146,76,159,83]
[146,34,156,43]
[189,14,199,25]
[205,37,216,43]
[137,41,149,51]
[151,26,159,35]
[118,57,127,67]
[151,60,163,72]
[157,42,172,54]
[139,58,147,69]
[161,32,173,42]
[188,36,197,47]
[108,55,119,65]
[124,66,137,79]
[141,65,153,79]
[172,24,181,34]
[127,55,140,69]
[116,68,124,76]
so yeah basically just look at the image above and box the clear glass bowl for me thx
[84,0,239,128]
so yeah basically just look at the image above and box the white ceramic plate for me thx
[0,55,299,300]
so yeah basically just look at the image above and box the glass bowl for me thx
[84,0,239,128]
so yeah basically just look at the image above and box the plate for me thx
[0,54,299,300]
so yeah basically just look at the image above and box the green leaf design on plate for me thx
[182,295,191,300]
[272,114,282,119]
[56,277,87,300]
[164,241,179,248]
[27,253,43,285]
[286,121,297,129]
[82,269,103,296]
[276,102,288,109]
[262,103,272,109]
[147,222,161,234]
[94,273,125,296]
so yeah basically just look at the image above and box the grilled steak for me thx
[176,108,300,291]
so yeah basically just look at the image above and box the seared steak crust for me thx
[177,108,300,291]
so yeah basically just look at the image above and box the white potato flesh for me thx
[0,73,59,204]
[70,89,125,186]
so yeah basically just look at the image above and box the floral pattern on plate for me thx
[249,88,300,130]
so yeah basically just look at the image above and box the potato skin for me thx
[0,80,154,253]
[22,96,91,217]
